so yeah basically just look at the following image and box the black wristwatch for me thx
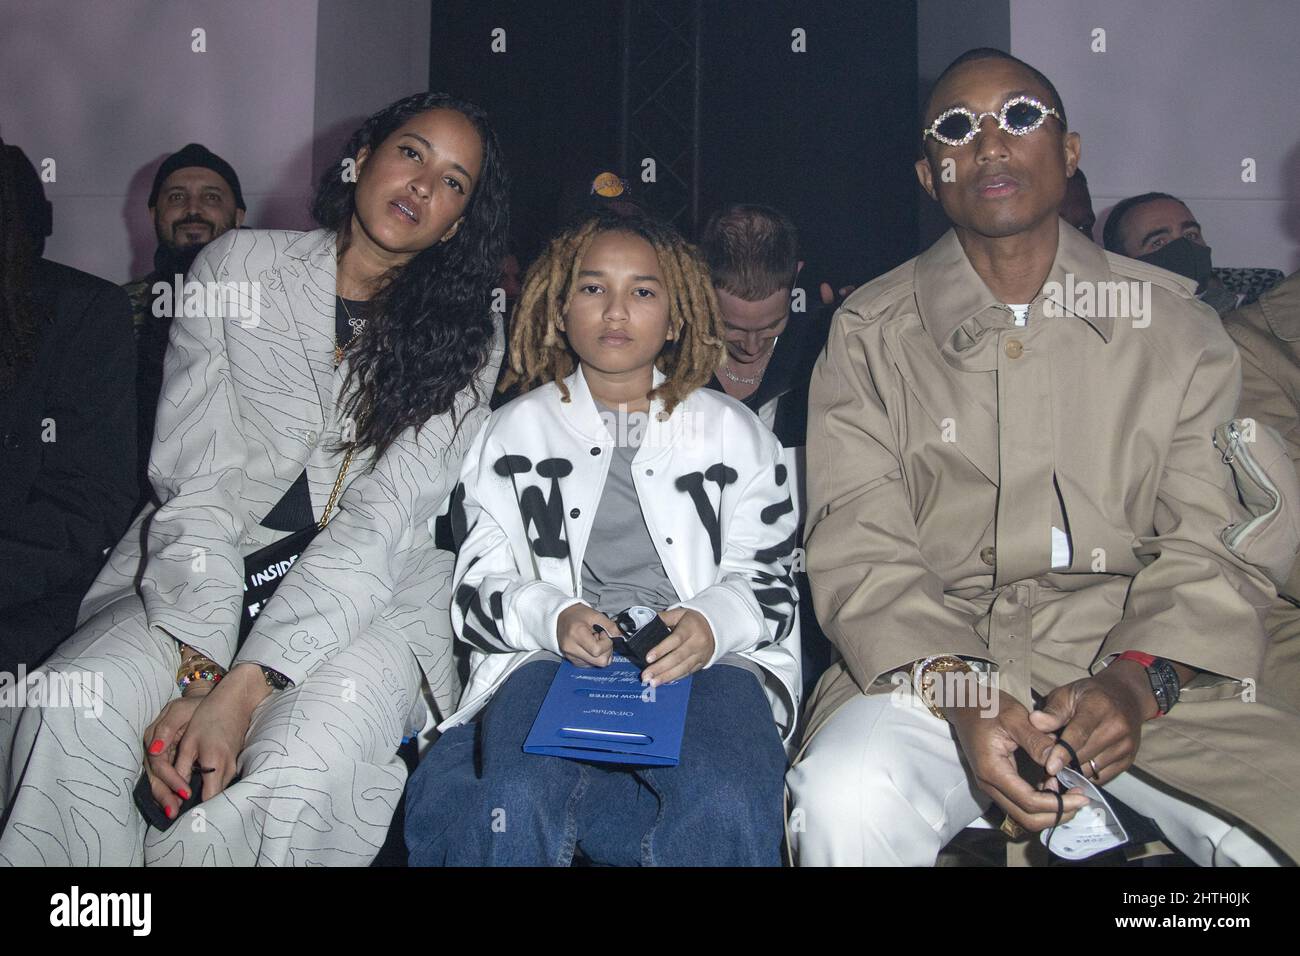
[260,665,291,691]
[1117,651,1181,716]
[1145,657,1181,716]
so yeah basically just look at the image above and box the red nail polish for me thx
[164,805,174,819]
[177,788,190,800]
[148,740,164,755]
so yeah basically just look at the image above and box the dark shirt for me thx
[124,270,168,512]
[704,304,834,697]
[702,305,831,450]
[260,296,365,532]
[1,259,137,670]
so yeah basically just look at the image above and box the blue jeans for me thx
[405,659,787,866]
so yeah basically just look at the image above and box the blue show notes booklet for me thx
[523,657,692,766]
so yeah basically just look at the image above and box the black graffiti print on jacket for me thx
[675,463,739,564]
[449,481,469,550]
[750,463,798,644]
[755,462,797,564]
[495,454,572,560]
[454,554,508,653]
[750,568,797,646]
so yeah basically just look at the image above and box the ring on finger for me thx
[1088,758,1100,779]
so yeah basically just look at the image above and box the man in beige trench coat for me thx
[1226,271,1300,599]
[786,48,1300,866]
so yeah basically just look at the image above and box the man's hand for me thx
[557,603,619,668]
[641,607,715,687]
[819,282,858,306]
[1029,659,1158,785]
[946,691,1090,832]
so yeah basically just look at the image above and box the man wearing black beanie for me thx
[124,143,246,511]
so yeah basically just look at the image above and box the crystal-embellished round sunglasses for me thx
[923,95,1063,147]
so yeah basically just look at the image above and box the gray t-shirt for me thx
[575,401,761,682]
[580,404,679,616]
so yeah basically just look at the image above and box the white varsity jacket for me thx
[442,364,802,742]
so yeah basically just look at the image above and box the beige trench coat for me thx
[800,220,1300,861]
[1225,271,1300,599]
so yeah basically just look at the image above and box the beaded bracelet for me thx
[178,668,223,693]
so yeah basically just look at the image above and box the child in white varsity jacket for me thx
[404,210,801,866]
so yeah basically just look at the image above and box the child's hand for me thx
[642,608,715,687]
[557,603,619,668]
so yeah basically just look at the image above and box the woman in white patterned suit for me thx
[0,92,510,865]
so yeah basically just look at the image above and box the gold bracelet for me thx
[176,643,225,686]
[911,655,974,720]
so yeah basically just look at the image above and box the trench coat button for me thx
[665,537,673,545]
[980,546,996,566]
[590,447,601,455]
[2,431,18,450]
[1004,339,1024,359]
[645,468,654,476]
[569,508,580,518]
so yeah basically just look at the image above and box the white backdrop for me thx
[1011,0,1300,272]
[0,0,430,285]
[5,2,1297,280]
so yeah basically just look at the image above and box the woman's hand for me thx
[173,664,273,802]
[143,681,215,819]
[641,608,715,687]
[557,603,620,667]
[144,664,273,817]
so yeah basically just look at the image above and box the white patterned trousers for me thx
[1,593,428,867]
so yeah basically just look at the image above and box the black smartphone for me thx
[610,605,673,670]
[132,767,205,831]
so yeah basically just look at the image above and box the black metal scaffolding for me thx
[619,0,702,235]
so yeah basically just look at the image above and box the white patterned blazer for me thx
[77,228,501,717]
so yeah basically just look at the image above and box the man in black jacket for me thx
[0,143,137,672]
[698,203,835,697]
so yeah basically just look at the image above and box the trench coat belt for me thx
[988,580,1035,708]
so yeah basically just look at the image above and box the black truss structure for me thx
[619,0,702,234]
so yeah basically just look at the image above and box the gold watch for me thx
[911,655,973,720]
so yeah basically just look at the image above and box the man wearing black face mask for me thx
[124,144,246,510]
[1102,191,1238,316]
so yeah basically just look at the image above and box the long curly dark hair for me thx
[311,92,510,461]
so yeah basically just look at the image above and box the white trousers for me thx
[0,593,426,867]
[786,690,1285,867]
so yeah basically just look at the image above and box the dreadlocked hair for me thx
[499,211,724,417]
[310,91,510,463]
